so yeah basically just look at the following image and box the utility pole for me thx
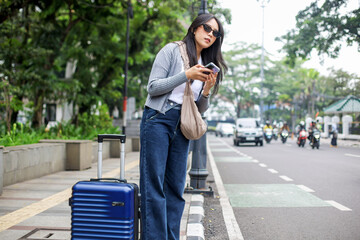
[122,0,133,135]
[258,0,270,124]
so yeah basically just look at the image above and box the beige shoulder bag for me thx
[175,41,207,140]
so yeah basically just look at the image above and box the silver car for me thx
[233,118,263,146]
[215,123,235,137]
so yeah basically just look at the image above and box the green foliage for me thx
[0,123,43,147]
[221,42,262,118]
[277,0,360,67]
[0,104,120,147]
[219,40,360,129]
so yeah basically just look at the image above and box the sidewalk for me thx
[320,137,360,148]
[0,151,202,240]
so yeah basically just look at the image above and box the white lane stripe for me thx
[268,169,278,174]
[259,163,267,167]
[253,160,259,163]
[279,175,293,181]
[325,200,352,211]
[208,140,245,240]
[345,153,360,158]
[297,185,315,192]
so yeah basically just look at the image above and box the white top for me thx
[332,123,337,132]
[168,57,203,104]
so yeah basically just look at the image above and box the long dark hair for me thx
[182,13,228,95]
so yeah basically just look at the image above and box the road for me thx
[208,135,360,240]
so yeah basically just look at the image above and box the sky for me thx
[218,0,360,76]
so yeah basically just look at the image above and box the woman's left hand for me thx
[203,72,217,97]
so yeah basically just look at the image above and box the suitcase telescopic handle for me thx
[90,178,127,183]
[97,134,126,180]
[98,134,126,143]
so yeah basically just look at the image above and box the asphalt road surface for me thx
[208,135,360,240]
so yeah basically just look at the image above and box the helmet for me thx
[300,121,305,126]
[266,120,270,125]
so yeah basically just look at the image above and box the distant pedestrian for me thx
[316,119,322,132]
[330,123,338,147]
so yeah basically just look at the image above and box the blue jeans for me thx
[140,107,189,240]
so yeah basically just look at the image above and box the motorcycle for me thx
[280,130,289,144]
[310,129,321,149]
[273,128,279,141]
[297,129,307,147]
[264,129,273,143]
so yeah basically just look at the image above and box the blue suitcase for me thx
[69,134,140,240]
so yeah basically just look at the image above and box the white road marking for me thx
[296,185,315,192]
[345,153,360,158]
[268,169,278,174]
[259,163,267,168]
[279,175,293,182]
[207,141,245,240]
[253,159,259,163]
[325,200,352,211]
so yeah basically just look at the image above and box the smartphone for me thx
[203,62,220,74]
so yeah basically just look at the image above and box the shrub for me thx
[0,104,121,147]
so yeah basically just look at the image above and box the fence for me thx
[350,122,360,135]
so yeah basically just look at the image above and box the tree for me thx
[277,0,360,67]
[221,42,261,118]
[0,0,231,130]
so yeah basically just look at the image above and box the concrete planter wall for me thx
[39,140,92,170]
[2,143,66,187]
[0,137,140,194]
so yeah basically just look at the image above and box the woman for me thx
[140,13,227,240]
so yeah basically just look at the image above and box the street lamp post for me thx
[122,0,133,135]
[258,0,270,124]
[185,0,213,197]
[198,0,209,15]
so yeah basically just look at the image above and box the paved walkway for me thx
[0,151,203,240]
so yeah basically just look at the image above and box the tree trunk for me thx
[236,101,241,118]
[32,90,44,128]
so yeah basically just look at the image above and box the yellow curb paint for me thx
[0,160,139,232]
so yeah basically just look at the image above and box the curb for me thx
[186,194,205,240]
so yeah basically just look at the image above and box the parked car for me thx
[215,123,235,137]
[207,120,217,134]
[233,118,263,146]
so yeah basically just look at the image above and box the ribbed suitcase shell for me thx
[71,180,139,240]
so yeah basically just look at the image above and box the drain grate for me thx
[18,228,71,240]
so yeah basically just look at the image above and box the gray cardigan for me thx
[145,42,210,114]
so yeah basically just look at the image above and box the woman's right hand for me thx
[185,64,212,82]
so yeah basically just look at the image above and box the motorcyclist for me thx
[263,120,273,131]
[280,121,290,133]
[307,120,319,144]
[296,121,306,136]
[263,120,273,139]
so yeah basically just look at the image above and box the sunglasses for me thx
[202,24,221,38]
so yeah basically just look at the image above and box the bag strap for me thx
[175,41,193,83]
